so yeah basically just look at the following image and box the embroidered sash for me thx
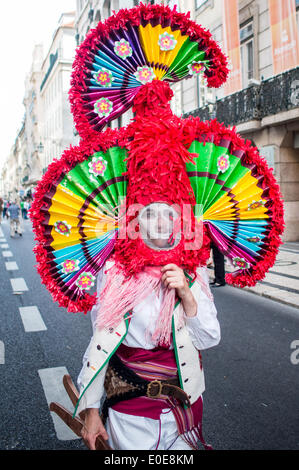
[106,343,212,450]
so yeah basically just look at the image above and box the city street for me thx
[0,218,298,450]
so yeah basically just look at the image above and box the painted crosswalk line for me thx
[0,238,6,242]
[38,367,80,441]
[5,262,19,271]
[19,306,47,332]
[10,278,28,292]
[2,251,13,257]
[1,244,9,249]
[0,341,4,364]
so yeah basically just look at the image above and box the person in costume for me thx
[29,3,284,452]
[78,202,220,450]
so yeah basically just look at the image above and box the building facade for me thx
[22,44,45,194]
[1,12,79,201]
[186,0,299,242]
[1,45,45,201]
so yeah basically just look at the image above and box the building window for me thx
[103,0,111,19]
[240,20,254,88]
[197,76,214,108]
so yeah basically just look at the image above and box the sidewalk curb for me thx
[207,270,299,311]
[231,284,299,311]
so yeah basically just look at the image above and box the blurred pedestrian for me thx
[209,242,226,287]
[3,200,9,219]
[7,201,22,238]
[20,199,25,219]
[0,198,3,224]
[23,199,30,219]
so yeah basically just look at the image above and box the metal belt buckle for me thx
[146,380,163,398]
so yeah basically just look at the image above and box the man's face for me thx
[138,202,180,250]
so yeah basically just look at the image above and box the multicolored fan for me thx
[70,2,228,140]
[184,118,284,288]
[30,134,129,313]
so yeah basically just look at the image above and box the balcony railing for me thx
[185,67,299,127]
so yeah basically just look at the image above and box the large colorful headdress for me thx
[30,3,284,314]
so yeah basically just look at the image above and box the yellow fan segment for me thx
[203,171,269,221]
[138,23,189,80]
[47,184,118,251]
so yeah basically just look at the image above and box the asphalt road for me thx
[0,218,298,450]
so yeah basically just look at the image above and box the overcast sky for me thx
[0,0,76,169]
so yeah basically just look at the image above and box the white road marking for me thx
[2,251,13,257]
[5,262,19,271]
[19,306,47,332]
[1,244,9,249]
[0,238,6,242]
[0,230,4,237]
[38,367,80,441]
[10,278,28,292]
[0,341,4,364]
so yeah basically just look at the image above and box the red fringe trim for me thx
[112,81,211,279]
[69,2,228,140]
[183,118,285,288]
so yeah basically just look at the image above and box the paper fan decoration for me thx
[69,2,228,140]
[30,131,129,313]
[184,118,285,287]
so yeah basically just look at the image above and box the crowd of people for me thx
[0,197,32,238]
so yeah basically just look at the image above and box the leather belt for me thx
[146,379,190,408]
[101,353,191,423]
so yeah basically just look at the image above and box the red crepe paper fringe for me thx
[112,81,211,280]
[69,2,228,140]
[29,127,127,314]
[183,117,285,288]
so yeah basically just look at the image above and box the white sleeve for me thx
[184,266,221,350]
[77,264,108,408]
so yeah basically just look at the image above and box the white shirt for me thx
[78,262,221,407]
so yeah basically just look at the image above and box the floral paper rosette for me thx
[158,32,177,51]
[247,200,266,211]
[76,272,96,291]
[232,257,251,270]
[188,61,205,76]
[88,155,107,177]
[114,38,132,59]
[94,98,113,117]
[54,220,72,236]
[217,154,230,173]
[134,66,155,84]
[247,236,261,243]
[94,68,114,87]
[61,259,80,275]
